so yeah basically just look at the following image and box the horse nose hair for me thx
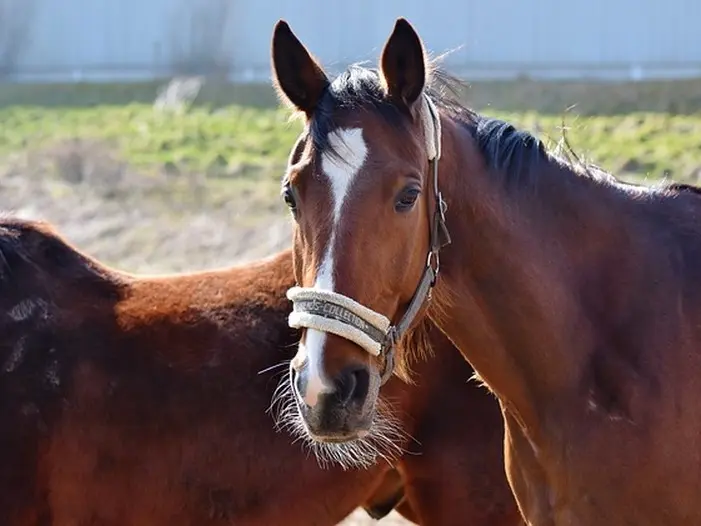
[336,365,370,406]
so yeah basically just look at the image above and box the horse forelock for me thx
[304,64,411,161]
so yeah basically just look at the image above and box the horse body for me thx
[432,119,701,524]
[270,18,701,525]
[0,218,520,525]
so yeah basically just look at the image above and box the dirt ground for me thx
[0,148,414,525]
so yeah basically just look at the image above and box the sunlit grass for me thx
[1,103,700,182]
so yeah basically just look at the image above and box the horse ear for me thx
[380,18,427,112]
[271,20,329,115]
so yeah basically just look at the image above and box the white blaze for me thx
[302,128,368,407]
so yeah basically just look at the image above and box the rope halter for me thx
[286,94,452,383]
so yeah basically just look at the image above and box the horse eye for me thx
[281,186,297,212]
[394,186,421,213]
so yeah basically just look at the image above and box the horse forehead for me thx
[322,127,368,172]
[352,119,425,174]
[317,123,415,176]
[311,120,422,208]
[319,127,369,212]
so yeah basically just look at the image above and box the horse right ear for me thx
[380,18,427,113]
[271,20,329,116]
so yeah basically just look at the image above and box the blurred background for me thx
[0,0,699,523]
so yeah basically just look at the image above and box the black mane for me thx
[0,215,120,293]
[307,62,551,185]
[307,63,701,198]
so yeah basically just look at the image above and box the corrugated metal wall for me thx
[3,0,700,82]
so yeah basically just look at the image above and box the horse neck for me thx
[429,115,632,441]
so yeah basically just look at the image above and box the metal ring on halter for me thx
[427,251,440,278]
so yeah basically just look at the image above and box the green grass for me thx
[0,104,299,175]
[1,79,701,183]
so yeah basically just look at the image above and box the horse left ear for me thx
[379,18,427,113]
[271,20,329,116]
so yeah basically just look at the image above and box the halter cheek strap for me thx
[287,94,451,383]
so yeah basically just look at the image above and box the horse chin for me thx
[294,397,375,443]
[309,431,369,444]
[304,410,374,442]
[270,373,408,470]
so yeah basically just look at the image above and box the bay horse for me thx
[271,17,701,525]
[0,216,520,525]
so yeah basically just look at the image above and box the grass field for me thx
[2,78,701,188]
[3,103,701,183]
[2,77,701,524]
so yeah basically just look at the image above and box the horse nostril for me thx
[337,366,370,406]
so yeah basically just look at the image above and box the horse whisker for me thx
[257,359,291,376]
[270,372,410,470]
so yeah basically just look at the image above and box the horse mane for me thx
[661,182,701,197]
[0,215,121,291]
[0,215,38,280]
[298,57,673,201]
[304,61,572,182]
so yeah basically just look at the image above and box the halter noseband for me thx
[286,95,452,384]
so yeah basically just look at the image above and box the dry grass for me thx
[0,139,289,272]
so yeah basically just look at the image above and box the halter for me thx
[286,94,452,384]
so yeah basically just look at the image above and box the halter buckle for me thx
[438,192,448,219]
[427,251,440,284]
[383,325,399,351]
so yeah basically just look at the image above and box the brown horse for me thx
[0,216,520,525]
[271,17,701,526]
